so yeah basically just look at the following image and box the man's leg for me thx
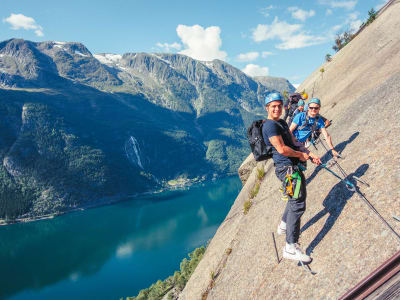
[285,171,306,243]
[282,171,311,262]
[277,203,289,235]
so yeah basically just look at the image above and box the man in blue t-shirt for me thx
[290,98,339,157]
[262,92,321,263]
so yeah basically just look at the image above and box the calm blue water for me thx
[0,176,241,300]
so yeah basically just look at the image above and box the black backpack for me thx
[247,120,284,161]
[289,93,302,105]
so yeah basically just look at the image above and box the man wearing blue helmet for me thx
[290,98,338,157]
[262,92,321,263]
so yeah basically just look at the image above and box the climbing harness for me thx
[284,168,302,199]
[285,174,293,196]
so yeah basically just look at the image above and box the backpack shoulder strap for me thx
[311,115,320,132]
[297,113,309,130]
[276,119,287,130]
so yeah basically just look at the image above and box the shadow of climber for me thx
[301,163,369,256]
[306,131,360,185]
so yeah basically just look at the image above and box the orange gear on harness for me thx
[285,174,294,196]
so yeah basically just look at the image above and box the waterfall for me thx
[125,136,144,169]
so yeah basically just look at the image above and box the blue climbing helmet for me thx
[298,100,305,106]
[309,98,321,106]
[265,92,283,105]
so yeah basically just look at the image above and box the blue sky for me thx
[0,0,389,86]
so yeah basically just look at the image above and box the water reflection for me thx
[0,176,241,299]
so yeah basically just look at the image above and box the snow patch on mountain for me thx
[75,51,89,57]
[93,53,122,65]
[151,54,172,66]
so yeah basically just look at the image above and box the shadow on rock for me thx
[301,163,369,256]
[306,132,359,185]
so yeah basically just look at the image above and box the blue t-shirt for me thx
[292,112,325,142]
[262,119,299,167]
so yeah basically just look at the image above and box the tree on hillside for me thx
[325,54,332,62]
[332,31,354,52]
[366,8,377,25]
[282,90,289,100]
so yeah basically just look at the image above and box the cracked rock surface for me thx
[180,2,400,299]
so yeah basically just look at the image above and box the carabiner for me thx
[345,181,356,192]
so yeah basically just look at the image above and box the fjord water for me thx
[0,176,241,300]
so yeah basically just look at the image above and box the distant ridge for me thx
[0,38,295,221]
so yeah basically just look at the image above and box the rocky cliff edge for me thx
[180,1,400,299]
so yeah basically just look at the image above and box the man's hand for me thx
[299,152,309,162]
[309,152,322,165]
[331,149,339,158]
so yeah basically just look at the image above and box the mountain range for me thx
[0,38,294,220]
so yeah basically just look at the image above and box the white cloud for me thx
[156,42,182,52]
[328,11,362,38]
[375,0,388,10]
[69,273,80,282]
[260,5,275,17]
[116,243,133,258]
[346,11,363,33]
[262,51,273,58]
[318,0,357,10]
[252,19,302,42]
[348,12,359,20]
[252,17,326,50]
[326,9,333,15]
[277,33,326,50]
[242,64,269,77]
[331,24,343,33]
[197,206,208,224]
[288,7,316,22]
[236,51,259,62]
[176,24,227,61]
[349,19,363,32]
[293,83,300,89]
[3,13,44,36]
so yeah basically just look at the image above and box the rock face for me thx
[0,38,295,220]
[180,2,400,299]
[237,154,257,185]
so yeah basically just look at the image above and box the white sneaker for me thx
[277,221,286,235]
[283,243,311,263]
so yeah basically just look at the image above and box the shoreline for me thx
[0,173,237,226]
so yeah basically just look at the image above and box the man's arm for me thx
[269,135,321,165]
[289,122,298,134]
[289,130,301,149]
[269,135,309,161]
[292,137,322,164]
[321,128,339,157]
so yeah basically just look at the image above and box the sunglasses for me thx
[308,106,320,110]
